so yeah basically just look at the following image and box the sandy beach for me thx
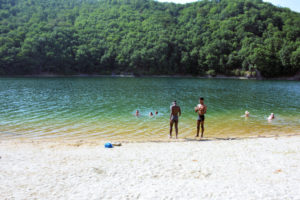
[1,136,300,200]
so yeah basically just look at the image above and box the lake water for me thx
[0,77,299,141]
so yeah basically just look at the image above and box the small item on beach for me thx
[104,142,113,148]
[111,142,122,146]
[274,169,282,173]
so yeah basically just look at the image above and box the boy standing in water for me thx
[170,101,181,139]
[195,97,207,138]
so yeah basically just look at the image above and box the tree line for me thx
[0,0,300,77]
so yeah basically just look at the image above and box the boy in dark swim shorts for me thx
[195,97,207,138]
[198,114,205,122]
[170,101,181,139]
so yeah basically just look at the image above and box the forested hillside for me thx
[1,0,300,77]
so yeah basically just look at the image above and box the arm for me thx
[195,105,199,112]
[179,107,181,116]
[204,105,207,114]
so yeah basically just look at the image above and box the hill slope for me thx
[0,0,300,77]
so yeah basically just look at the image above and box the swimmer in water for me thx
[149,112,153,117]
[268,113,275,121]
[241,110,250,118]
[135,110,139,117]
[245,111,250,117]
[155,111,158,115]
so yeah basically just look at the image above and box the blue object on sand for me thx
[105,143,113,148]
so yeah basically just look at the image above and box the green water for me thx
[0,77,299,140]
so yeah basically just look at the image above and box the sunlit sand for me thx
[1,135,299,199]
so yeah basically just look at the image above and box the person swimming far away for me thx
[170,101,181,139]
[135,110,140,117]
[241,110,250,118]
[268,113,275,121]
[134,110,158,117]
[194,97,207,138]
[245,110,250,117]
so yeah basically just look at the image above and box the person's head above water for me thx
[149,112,153,116]
[199,97,204,104]
[268,113,275,120]
[155,111,158,115]
[135,110,139,116]
[245,110,250,117]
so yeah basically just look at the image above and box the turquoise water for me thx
[0,77,299,140]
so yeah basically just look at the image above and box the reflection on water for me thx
[0,77,299,140]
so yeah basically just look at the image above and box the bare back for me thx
[171,105,181,116]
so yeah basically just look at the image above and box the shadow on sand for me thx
[134,133,300,144]
[182,134,300,142]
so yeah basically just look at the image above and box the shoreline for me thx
[0,73,299,81]
[1,133,299,145]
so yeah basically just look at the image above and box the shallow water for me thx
[0,77,299,140]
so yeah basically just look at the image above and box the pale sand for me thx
[1,136,300,200]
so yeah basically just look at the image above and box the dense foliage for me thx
[1,0,300,77]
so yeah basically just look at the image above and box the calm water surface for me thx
[0,77,299,140]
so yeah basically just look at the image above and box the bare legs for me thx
[170,120,178,139]
[175,121,178,139]
[196,120,204,138]
[201,122,204,137]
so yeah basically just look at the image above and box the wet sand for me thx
[1,135,300,199]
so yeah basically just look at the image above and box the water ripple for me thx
[0,77,299,140]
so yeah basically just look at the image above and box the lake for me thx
[0,77,299,141]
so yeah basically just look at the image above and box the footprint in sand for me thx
[93,167,104,175]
